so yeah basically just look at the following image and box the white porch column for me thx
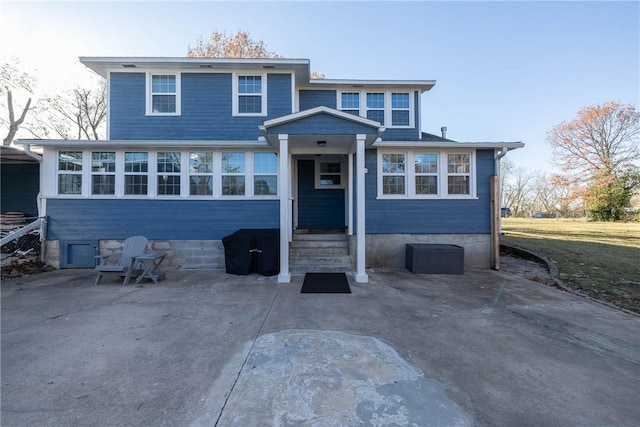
[278,134,291,283]
[355,134,368,283]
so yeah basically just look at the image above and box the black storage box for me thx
[405,244,464,274]
[222,229,280,276]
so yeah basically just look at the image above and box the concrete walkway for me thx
[1,267,639,426]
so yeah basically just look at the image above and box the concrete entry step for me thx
[290,231,352,273]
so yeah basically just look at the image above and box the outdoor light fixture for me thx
[317,141,326,147]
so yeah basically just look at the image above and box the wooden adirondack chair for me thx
[94,236,148,286]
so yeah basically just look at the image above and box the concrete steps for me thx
[289,232,352,273]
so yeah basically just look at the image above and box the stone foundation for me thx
[46,239,226,271]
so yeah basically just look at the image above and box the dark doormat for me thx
[301,272,351,294]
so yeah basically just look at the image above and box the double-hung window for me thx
[253,153,277,196]
[234,74,266,116]
[124,152,148,195]
[381,153,406,195]
[447,154,471,195]
[378,150,475,198]
[58,151,83,194]
[414,153,438,195]
[391,93,410,126]
[91,152,116,195]
[366,93,385,124]
[340,92,360,116]
[148,74,179,115]
[189,152,214,196]
[221,152,245,196]
[157,152,181,196]
[338,91,413,127]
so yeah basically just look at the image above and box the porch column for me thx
[355,134,368,283]
[278,134,291,283]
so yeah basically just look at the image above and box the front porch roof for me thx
[259,106,384,150]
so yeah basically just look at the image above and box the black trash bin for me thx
[222,229,280,276]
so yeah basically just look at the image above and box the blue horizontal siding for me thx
[299,90,337,110]
[268,113,378,135]
[46,199,279,240]
[109,73,292,140]
[364,149,495,234]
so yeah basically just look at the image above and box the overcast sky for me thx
[1,1,638,172]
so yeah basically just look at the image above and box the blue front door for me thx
[297,159,345,230]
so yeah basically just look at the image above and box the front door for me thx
[296,158,346,230]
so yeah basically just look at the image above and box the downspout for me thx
[491,147,508,270]
[21,143,46,263]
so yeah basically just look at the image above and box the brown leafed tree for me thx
[187,30,281,59]
[547,101,640,220]
[547,101,639,178]
[187,30,324,79]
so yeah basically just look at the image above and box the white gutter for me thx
[22,144,42,162]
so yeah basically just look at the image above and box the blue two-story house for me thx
[18,57,523,283]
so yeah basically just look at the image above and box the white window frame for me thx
[57,150,83,195]
[377,149,477,199]
[253,152,278,196]
[314,158,346,189]
[90,151,116,196]
[123,151,150,196]
[232,73,267,117]
[379,153,407,196]
[390,92,411,127]
[221,151,247,196]
[365,92,385,124]
[338,92,360,116]
[189,151,215,197]
[156,151,182,197]
[413,152,439,196]
[146,73,181,116]
[337,90,415,128]
[47,149,281,200]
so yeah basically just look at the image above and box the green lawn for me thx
[500,218,640,314]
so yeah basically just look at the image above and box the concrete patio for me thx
[1,265,639,426]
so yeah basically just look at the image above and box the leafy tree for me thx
[187,30,324,79]
[547,101,640,220]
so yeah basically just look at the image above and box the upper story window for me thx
[366,93,385,124]
[340,92,360,116]
[338,90,414,128]
[58,151,83,194]
[378,150,476,199]
[233,74,267,116]
[91,152,116,195]
[147,74,180,115]
[391,93,410,126]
